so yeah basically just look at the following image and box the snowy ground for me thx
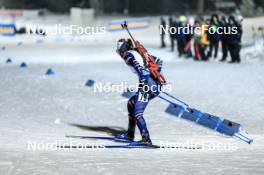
[0,16,264,174]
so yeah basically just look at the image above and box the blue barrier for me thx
[85,79,96,87]
[163,92,253,144]
[20,62,27,68]
[6,58,12,63]
[46,68,55,75]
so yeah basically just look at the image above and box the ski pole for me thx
[158,95,179,107]
[161,92,190,108]
[121,21,136,43]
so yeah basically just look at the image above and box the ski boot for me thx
[115,132,134,143]
[130,137,152,146]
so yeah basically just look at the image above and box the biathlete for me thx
[115,38,164,145]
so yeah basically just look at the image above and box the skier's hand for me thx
[143,59,150,68]
[138,76,149,93]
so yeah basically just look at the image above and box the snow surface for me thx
[0,16,264,175]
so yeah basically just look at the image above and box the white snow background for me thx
[0,15,264,175]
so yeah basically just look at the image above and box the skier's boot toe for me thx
[115,132,134,142]
[130,137,152,146]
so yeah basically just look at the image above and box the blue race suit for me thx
[123,51,163,139]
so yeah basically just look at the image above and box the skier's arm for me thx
[123,52,146,79]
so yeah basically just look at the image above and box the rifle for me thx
[121,21,166,84]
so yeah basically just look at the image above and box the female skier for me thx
[115,38,163,145]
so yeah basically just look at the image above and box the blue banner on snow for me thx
[0,24,16,36]
[108,18,150,32]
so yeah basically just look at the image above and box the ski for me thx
[57,144,201,149]
[65,135,132,143]
[64,135,202,149]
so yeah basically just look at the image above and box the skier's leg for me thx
[115,95,136,141]
[127,96,136,139]
[134,101,150,139]
[135,113,150,141]
[133,92,151,142]
[133,78,161,143]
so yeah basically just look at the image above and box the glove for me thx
[126,39,134,50]
[138,75,149,94]
[143,59,149,68]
